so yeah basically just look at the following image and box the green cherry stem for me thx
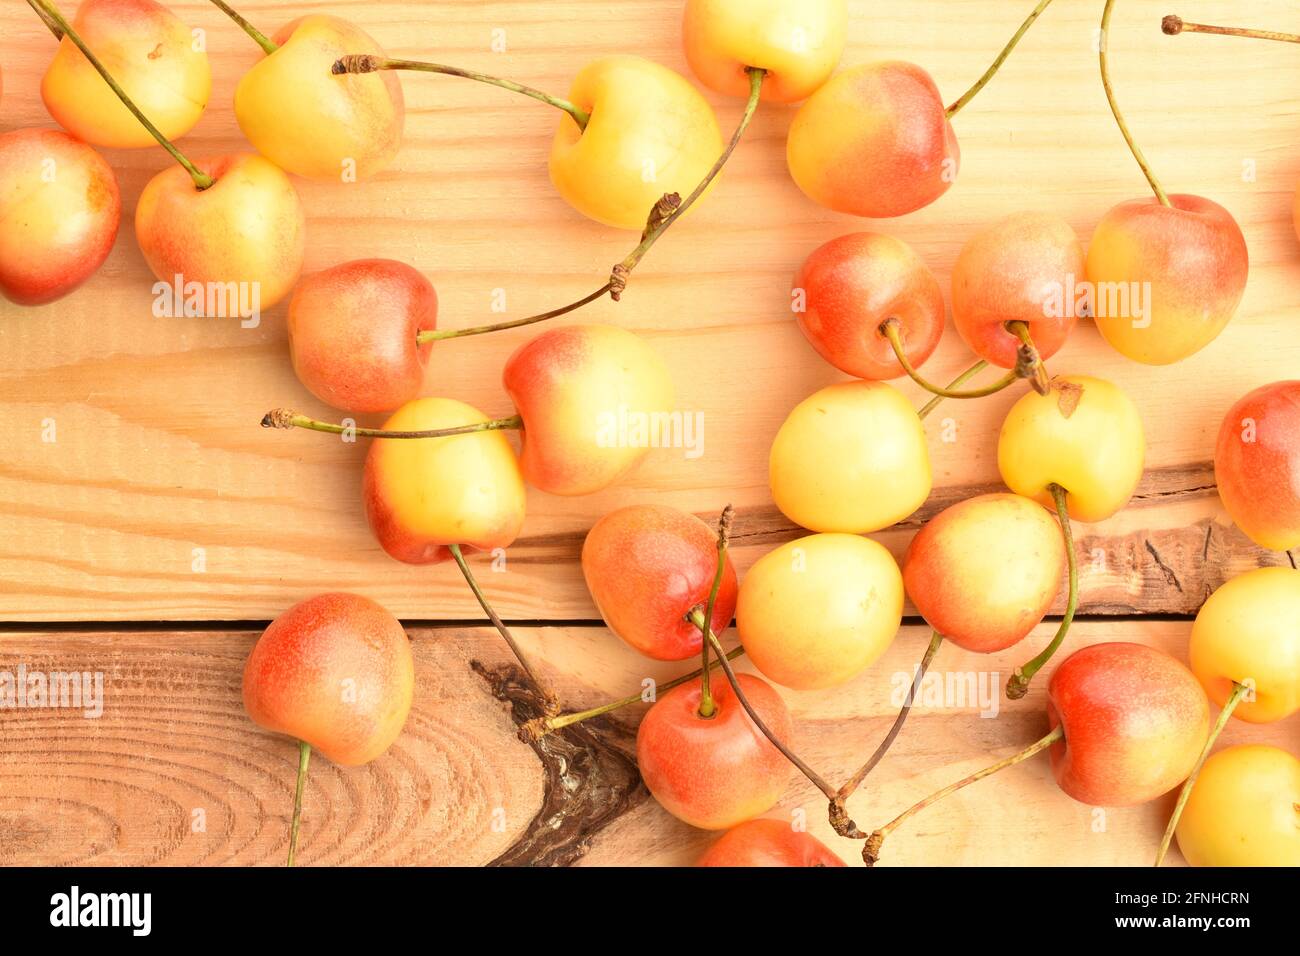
[415,284,612,344]
[918,360,990,420]
[882,319,1019,401]
[260,409,523,439]
[334,55,589,130]
[1163,15,1300,45]
[528,646,747,738]
[448,543,559,715]
[696,505,734,719]
[608,66,765,300]
[1100,0,1171,206]
[1006,483,1079,699]
[286,739,310,867]
[946,0,1058,117]
[685,608,838,803]
[1154,681,1248,866]
[28,0,214,190]
[207,0,278,55]
[863,724,1065,866]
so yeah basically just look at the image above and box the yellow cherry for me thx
[550,56,722,230]
[770,381,930,533]
[682,0,847,103]
[737,532,903,689]
[997,375,1144,523]
[1189,566,1300,724]
[1175,745,1300,867]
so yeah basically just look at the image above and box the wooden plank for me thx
[1,1,1298,621]
[0,621,1288,866]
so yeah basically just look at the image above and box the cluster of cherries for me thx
[4,0,1298,867]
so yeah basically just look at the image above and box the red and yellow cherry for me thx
[0,129,120,306]
[1047,642,1209,806]
[682,0,848,103]
[904,494,1065,654]
[866,642,1209,865]
[363,397,527,564]
[770,381,930,533]
[787,61,957,218]
[503,324,674,496]
[1085,195,1248,365]
[550,56,722,230]
[1189,567,1300,725]
[244,592,415,767]
[1175,744,1300,867]
[134,153,306,314]
[792,232,944,380]
[697,818,846,867]
[998,375,1144,523]
[1213,381,1300,551]
[951,212,1084,369]
[737,533,903,689]
[637,672,793,830]
[582,504,737,661]
[244,591,414,865]
[287,259,437,413]
[234,15,404,182]
[41,0,211,149]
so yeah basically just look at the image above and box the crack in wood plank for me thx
[472,661,646,867]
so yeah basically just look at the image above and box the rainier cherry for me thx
[793,232,945,380]
[682,0,847,103]
[244,592,414,865]
[1213,381,1300,551]
[637,672,793,830]
[697,818,846,867]
[0,129,120,306]
[770,381,930,534]
[582,505,738,662]
[41,0,211,148]
[737,533,903,690]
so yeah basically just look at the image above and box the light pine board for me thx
[0,622,1292,866]
[0,0,1298,620]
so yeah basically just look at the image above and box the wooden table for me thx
[1,0,1297,866]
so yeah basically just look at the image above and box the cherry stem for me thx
[25,0,63,38]
[421,67,763,344]
[1007,321,1051,395]
[415,284,612,344]
[1154,681,1247,866]
[686,608,838,802]
[607,66,764,300]
[1005,484,1078,700]
[1100,0,1171,206]
[532,646,747,736]
[839,630,944,802]
[448,543,559,715]
[333,55,589,130]
[260,409,523,440]
[696,505,734,719]
[1163,15,1300,44]
[864,724,1064,866]
[28,0,214,190]
[206,0,278,56]
[286,739,310,867]
[882,319,1018,400]
[946,0,1058,117]
[918,360,990,420]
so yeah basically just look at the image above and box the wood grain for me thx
[0,621,1291,866]
[1,0,1299,621]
